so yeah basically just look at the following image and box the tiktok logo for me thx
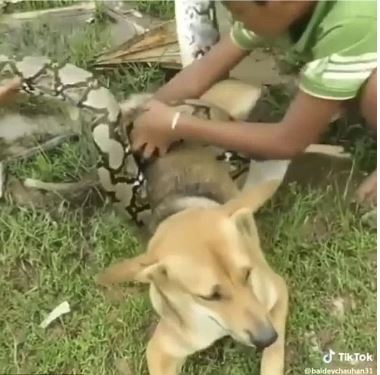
[322,349,336,364]
[322,349,373,364]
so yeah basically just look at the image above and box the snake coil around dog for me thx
[0,1,242,224]
[0,55,250,224]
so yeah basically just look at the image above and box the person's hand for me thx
[0,77,21,104]
[131,99,181,159]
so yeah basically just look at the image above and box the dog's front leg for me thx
[260,281,288,375]
[146,321,186,375]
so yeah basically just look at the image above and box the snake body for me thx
[0,1,252,225]
[0,56,251,225]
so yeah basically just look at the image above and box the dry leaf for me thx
[330,297,345,321]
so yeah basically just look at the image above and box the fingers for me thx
[141,98,159,112]
[0,77,22,103]
[142,143,157,159]
[130,131,168,160]
[131,132,145,153]
[135,140,168,159]
[130,128,156,159]
[141,144,168,159]
[0,77,21,93]
[158,145,168,157]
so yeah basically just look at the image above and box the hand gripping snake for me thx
[0,1,250,225]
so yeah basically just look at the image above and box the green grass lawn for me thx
[0,4,376,375]
[0,186,376,374]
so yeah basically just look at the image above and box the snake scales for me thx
[0,2,250,225]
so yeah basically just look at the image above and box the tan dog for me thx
[97,183,288,374]
[97,80,288,375]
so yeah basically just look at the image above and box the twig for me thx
[102,4,146,35]
[343,158,356,201]
[23,176,99,193]
[8,133,78,162]
[3,1,94,21]
[12,332,20,375]
[0,162,5,199]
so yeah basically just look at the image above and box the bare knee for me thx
[360,69,377,131]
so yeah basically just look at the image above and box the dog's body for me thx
[97,80,288,375]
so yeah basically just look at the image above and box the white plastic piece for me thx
[304,144,351,159]
[40,301,71,329]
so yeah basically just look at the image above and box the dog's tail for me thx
[119,79,261,123]
[201,79,262,121]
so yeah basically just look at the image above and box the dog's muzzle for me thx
[245,326,278,351]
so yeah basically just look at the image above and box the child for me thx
[131,0,377,207]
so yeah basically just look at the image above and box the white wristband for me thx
[171,112,181,130]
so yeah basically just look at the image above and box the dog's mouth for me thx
[209,316,273,350]
[208,316,256,347]
[208,315,230,334]
[208,315,225,328]
[232,334,256,348]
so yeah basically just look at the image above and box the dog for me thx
[96,79,288,375]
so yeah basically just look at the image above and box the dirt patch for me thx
[102,284,146,304]
[324,295,358,322]
[317,328,338,352]
[284,153,365,199]
[298,214,331,243]
[115,358,134,375]
[140,316,158,341]
[6,260,37,293]
[327,359,376,373]
[285,342,299,367]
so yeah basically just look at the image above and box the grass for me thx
[7,140,96,182]
[2,0,76,14]
[0,3,377,375]
[1,16,166,182]
[0,186,376,374]
[134,0,175,20]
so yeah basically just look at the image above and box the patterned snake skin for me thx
[175,0,220,66]
[0,55,147,220]
[0,1,249,224]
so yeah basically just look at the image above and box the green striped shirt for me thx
[230,0,377,100]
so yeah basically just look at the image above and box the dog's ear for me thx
[222,179,281,216]
[96,253,165,285]
[201,79,261,121]
[224,181,280,254]
[230,207,259,237]
[228,207,262,253]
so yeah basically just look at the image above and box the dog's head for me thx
[97,180,280,350]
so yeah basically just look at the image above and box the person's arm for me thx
[154,35,249,103]
[175,90,342,159]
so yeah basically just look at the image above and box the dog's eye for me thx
[199,291,222,301]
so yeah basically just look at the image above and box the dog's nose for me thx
[245,327,278,350]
